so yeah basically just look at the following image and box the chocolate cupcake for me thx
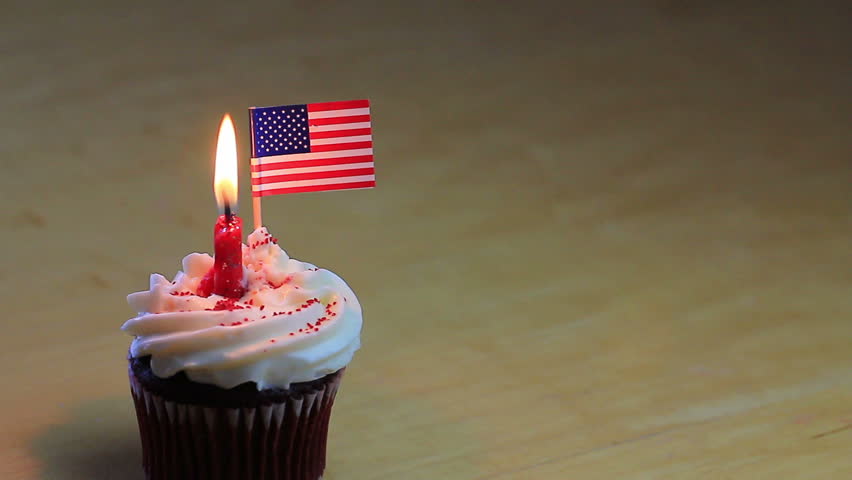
[123,227,362,480]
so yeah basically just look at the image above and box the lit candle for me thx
[200,114,245,298]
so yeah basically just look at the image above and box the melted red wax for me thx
[197,269,214,297]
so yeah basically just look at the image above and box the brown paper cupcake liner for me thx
[129,367,341,480]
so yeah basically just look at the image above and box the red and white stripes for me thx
[251,100,375,197]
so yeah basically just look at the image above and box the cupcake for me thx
[122,227,362,480]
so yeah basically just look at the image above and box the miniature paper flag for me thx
[249,99,374,196]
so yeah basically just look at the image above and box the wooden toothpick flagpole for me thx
[253,195,262,230]
[248,106,263,231]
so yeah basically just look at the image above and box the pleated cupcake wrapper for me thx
[129,369,341,480]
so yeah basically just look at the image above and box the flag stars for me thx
[253,105,312,155]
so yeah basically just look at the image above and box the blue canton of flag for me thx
[250,105,311,157]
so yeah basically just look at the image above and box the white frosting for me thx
[122,227,362,390]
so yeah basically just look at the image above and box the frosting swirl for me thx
[122,227,362,390]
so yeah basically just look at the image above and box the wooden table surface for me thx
[1,1,850,479]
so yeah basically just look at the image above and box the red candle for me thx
[213,212,244,297]
[199,114,245,298]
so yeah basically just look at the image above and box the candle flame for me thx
[214,114,238,210]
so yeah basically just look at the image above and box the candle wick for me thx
[224,202,233,221]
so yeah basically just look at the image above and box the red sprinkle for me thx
[212,298,244,311]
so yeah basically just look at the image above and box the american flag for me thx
[249,99,374,196]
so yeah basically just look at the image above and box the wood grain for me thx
[1,1,850,478]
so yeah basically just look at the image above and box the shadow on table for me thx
[31,395,143,480]
[31,379,486,479]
